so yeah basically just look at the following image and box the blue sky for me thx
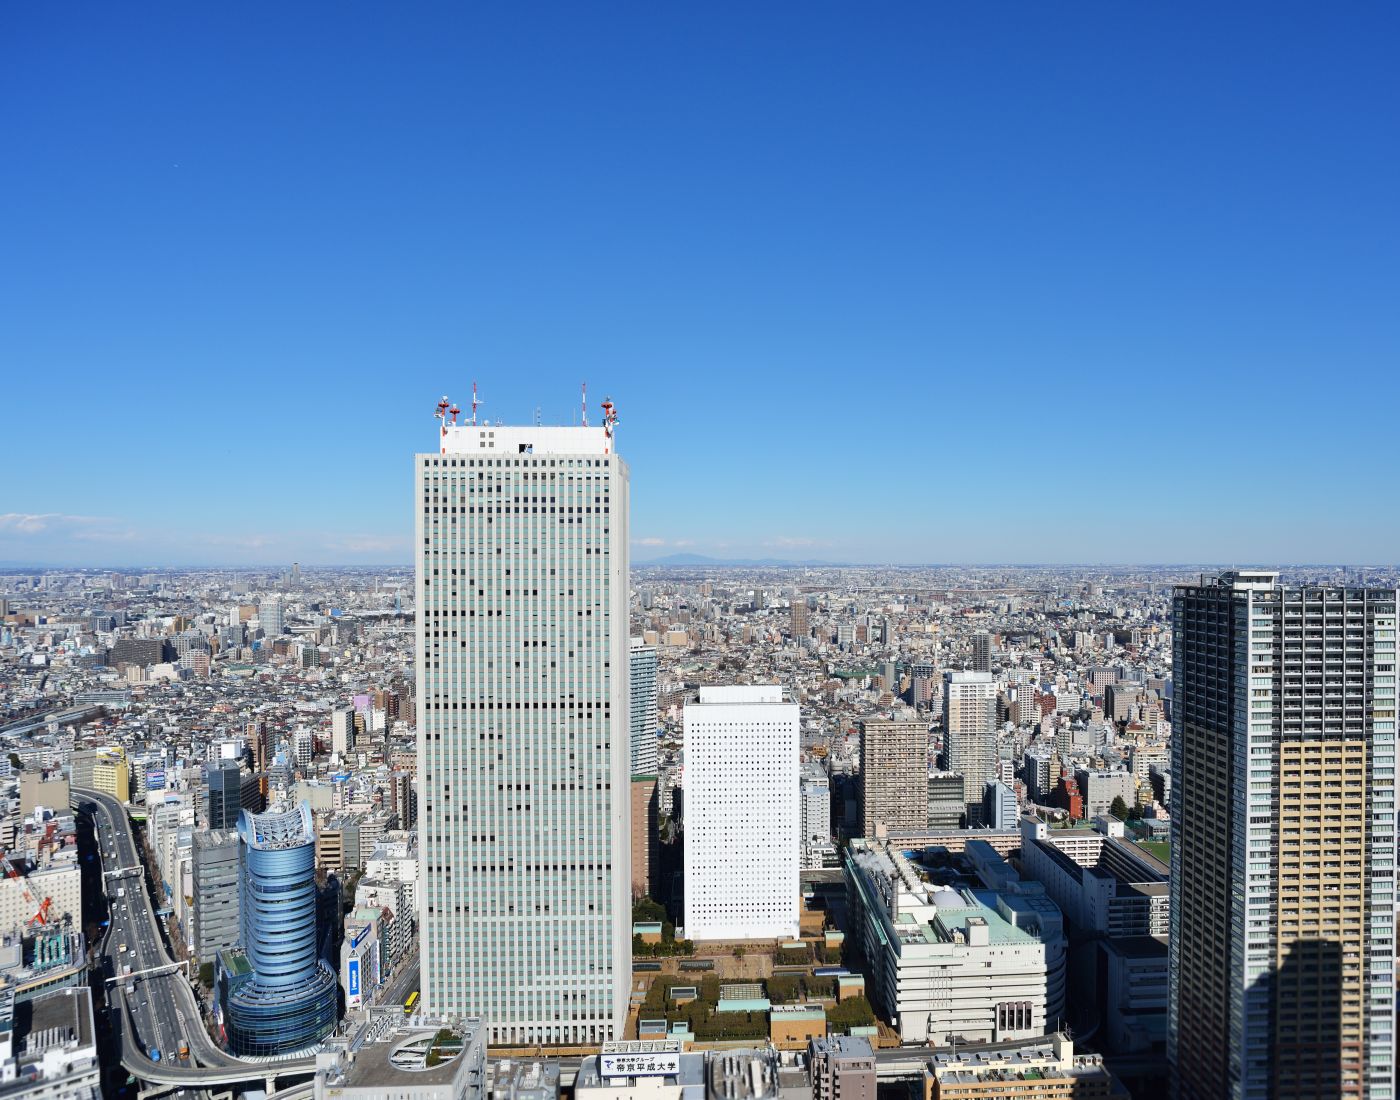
[2,4,1397,566]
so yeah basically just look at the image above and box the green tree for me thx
[633,897,667,923]
[826,995,876,1029]
[1109,795,1129,820]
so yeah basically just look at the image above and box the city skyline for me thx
[5,6,1400,566]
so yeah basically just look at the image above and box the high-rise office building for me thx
[293,728,313,770]
[331,706,355,756]
[1170,572,1395,1100]
[911,662,937,710]
[943,671,998,826]
[629,639,659,775]
[971,632,993,673]
[790,601,809,641]
[192,829,242,959]
[629,775,658,899]
[205,760,260,831]
[683,686,799,940]
[259,595,285,637]
[221,803,336,1056]
[800,760,834,869]
[416,410,631,1045]
[858,718,927,837]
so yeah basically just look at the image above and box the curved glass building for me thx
[223,802,337,1056]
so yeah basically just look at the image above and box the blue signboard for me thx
[348,958,360,998]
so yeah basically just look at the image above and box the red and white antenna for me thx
[601,398,618,453]
[435,396,450,453]
[448,402,461,426]
[471,381,482,426]
[581,382,589,427]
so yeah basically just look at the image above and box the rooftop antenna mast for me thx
[471,381,482,426]
[435,395,450,454]
[581,382,588,427]
[601,397,619,454]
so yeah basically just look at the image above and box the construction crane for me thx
[2,855,49,925]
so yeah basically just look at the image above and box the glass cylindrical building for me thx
[225,802,336,1056]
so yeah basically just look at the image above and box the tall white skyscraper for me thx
[259,595,284,637]
[629,639,658,775]
[943,670,998,826]
[683,685,799,940]
[416,408,631,1045]
[800,760,833,869]
[330,706,355,756]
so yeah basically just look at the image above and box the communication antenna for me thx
[435,396,450,454]
[601,398,619,453]
[471,381,482,426]
[581,382,589,427]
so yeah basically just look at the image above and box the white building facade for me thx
[845,838,1062,1045]
[943,671,998,826]
[628,639,658,775]
[800,761,834,869]
[416,414,631,1045]
[683,686,799,940]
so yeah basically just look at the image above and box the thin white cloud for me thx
[327,534,411,555]
[0,513,138,542]
[0,513,101,535]
[633,537,697,551]
[761,535,828,549]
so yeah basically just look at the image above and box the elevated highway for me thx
[73,787,318,1095]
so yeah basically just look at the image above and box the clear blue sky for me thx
[3,4,1397,567]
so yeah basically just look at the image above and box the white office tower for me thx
[415,402,631,1046]
[331,706,355,756]
[800,760,834,869]
[629,639,659,775]
[943,671,998,826]
[683,686,799,940]
[259,595,284,637]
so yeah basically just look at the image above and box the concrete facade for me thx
[683,686,799,942]
[416,422,631,1045]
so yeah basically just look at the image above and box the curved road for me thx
[74,787,317,1089]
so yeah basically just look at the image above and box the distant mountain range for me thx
[634,553,844,567]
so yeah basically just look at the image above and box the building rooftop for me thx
[316,1018,486,1092]
[240,802,314,850]
[695,685,786,705]
[438,422,614,458]
[487,1057,561,1100]
[16,985,94,1056]
[809,1035,875,1060]
[850,839,1053,950]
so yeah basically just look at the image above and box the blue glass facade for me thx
[222,803,336,1056]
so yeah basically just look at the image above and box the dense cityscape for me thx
[8,5,1397,1098]
[0,405,1395,1099]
